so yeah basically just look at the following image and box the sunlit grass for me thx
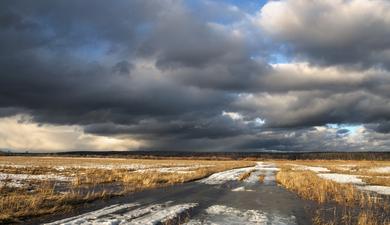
[0,156,254,223]
[275,164,390,225]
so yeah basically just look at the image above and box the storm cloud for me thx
[0,0,390,152]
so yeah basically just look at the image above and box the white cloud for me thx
[222,111,243,121]
[0,115,144,152]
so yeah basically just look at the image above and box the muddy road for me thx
[35,163,313,225]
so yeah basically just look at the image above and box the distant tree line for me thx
[1,151,390,161]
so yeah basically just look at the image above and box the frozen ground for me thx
[186,205,296,225]
[317,173,365,185]
[231,186,254,192]
[198,167,257,185]
[199,162,278,185]
[45,201,198,225]
[0,172,72,188]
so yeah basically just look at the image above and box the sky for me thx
[1,0,390,152]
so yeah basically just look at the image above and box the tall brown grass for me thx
[0,158,254,223]
[276,168,390,225]
[237,170,255,181]
[258,175,265,184]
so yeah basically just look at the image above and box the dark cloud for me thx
[259,0,390,69]
[233,90,390,128]
[0,0,390,152]
[366,122,390,134]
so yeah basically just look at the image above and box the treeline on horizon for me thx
[1,150,390,161]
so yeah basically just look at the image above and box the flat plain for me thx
[0,156,389,224]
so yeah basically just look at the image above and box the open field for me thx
[0,156,254,223]
[274,160,390,225]
[0,156,390,224]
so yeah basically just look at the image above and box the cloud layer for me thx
[1,0,390,152]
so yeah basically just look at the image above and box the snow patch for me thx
[292,165,330,173]
[231,186,254,192]
[368,167,390,174]
[130,202,198,224]
[0,172,72,187]
[45,201,198,225]
[45,203,139,225]
[199,167,256,185]
[136,165,211,174]
[358,185,390,195]
[317,173,365,185]
[199,162,279,185]
[186,205,295,225]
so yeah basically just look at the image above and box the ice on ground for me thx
[231,186,254,192]
[45,201,198,225]
[317,173,365,185]
[199,162,279,185]
[262,171,276,185]
[45,203,139,225]
[130,202,198,224]
[358,185,390,195]
[199,167,257,185]
[256,162,280,171]
[186,205,296,225]
[292,165,330,173]
[256,163,278,185]
[368,167,390,174]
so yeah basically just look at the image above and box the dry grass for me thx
[276,166,390,225]
[361,176,390,186]
[72,162,254,186]
[273,159,390,171]
[0,156,247,169]
[0,187,111,223]
[276,169,357,205]
[258,175,265,184]
[0,156,255,223]
[237,169,255,181]
[273,159,390,187]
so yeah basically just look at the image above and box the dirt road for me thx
[39,163,313,225]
